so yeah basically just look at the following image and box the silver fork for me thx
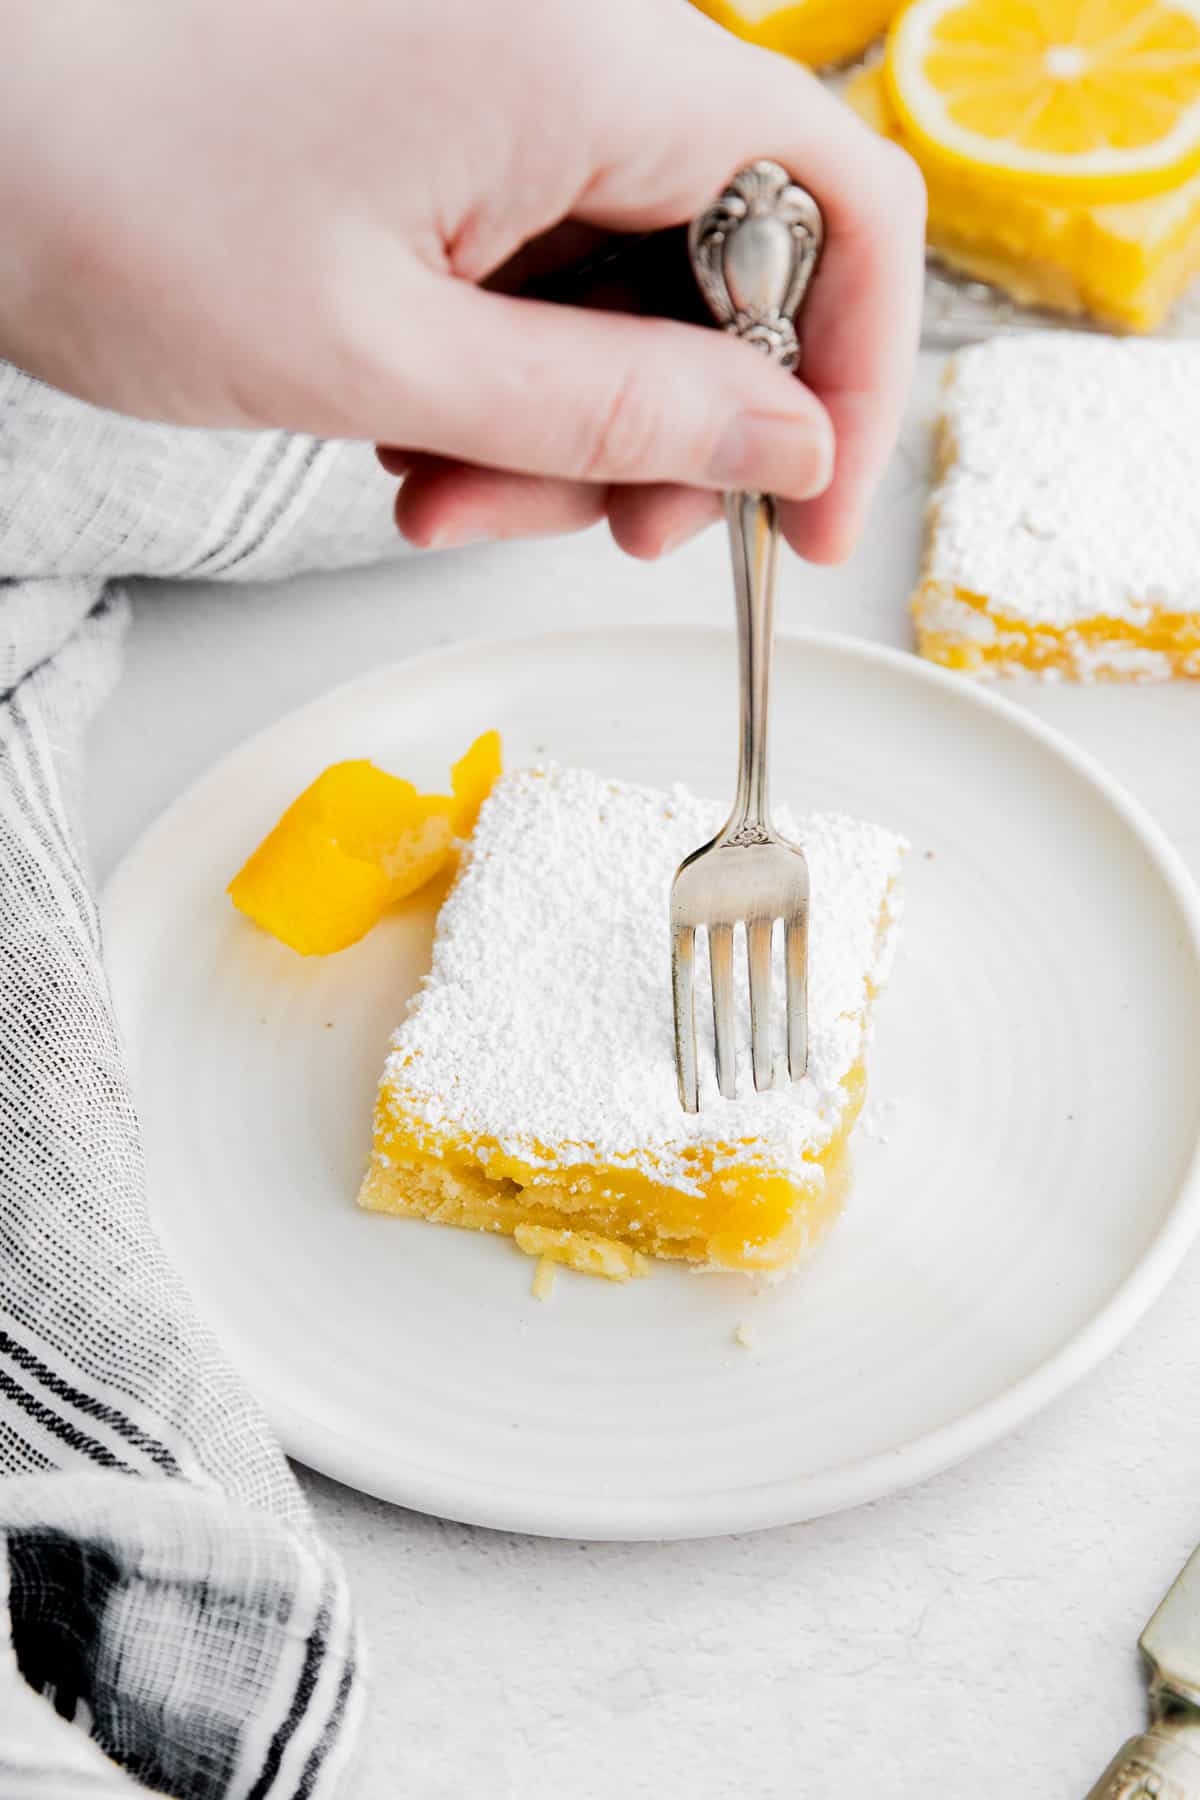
[671,161,824,1113]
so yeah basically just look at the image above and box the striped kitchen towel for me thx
[0,360,403,1798]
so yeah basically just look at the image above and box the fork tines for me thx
[671,862,809,1113]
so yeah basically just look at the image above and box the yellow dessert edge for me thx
[843,64,1200,333]
[920,229,1200,335]
[513,1224,652,1286]
[914,394,1200,681]
[357,1064,867,1277]
[913,581,1200,679]
[356,882,899,1278]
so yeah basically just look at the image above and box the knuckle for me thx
[579,365,664,483]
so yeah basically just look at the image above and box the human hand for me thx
[3,0,924,562]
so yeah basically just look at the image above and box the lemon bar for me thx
[914,334,1200,681]
[845,65,1200,333]
[358,766,905,1277]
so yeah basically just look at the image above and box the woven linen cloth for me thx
[0,359,405,1797]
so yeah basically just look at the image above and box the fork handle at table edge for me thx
[1083,1721,1200,1797]
[724,488,780,844]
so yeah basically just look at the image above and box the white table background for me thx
[85,355,1200,1800]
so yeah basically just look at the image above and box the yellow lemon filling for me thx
[914,585,1200,678]
[846,62,1200,329]
[358,1060,867,1276]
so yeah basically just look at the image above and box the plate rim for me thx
[102,622,1200,1539]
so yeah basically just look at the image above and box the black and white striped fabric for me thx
[0,361,403,1797]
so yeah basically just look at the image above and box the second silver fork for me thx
[671,161,823,1114]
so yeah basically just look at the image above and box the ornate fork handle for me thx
[1084,1721,1200,1798]
[689,160,823,372]
[688,162,823,848]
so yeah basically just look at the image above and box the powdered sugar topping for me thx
[379,766,905,1192]
[926,333,1200,629]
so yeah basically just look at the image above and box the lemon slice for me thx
[886,0,1200,200]
[692,0,899,68]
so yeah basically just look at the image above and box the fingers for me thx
[606,484,722,560]
[779,140,926,563]
[363,13,924,564]
[383,452,720,559]
[575,29,926,563]
[351,262,834,503]
[392,456,605,548]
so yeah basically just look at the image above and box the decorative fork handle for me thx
[1084,1720,1200,1798]
[688,163,823,843]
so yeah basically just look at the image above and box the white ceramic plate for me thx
[102,626,1200,1540]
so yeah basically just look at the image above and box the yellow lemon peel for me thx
[692,0,899,68]
[229,732,502,955]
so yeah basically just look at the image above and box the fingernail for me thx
[426,524,489,551]
[660,508,722,556]
[709,413,832,497]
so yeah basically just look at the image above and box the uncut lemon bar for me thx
[845,65,1200,334]
[358,765,905,1277]
[914,334,1200,682]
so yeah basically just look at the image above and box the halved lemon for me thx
[692,0,899,67]
[886,0,1200,200]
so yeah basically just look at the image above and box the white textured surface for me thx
[927,332,1200,628]
[85,355,1200,1798]
[103,621,1200,1540]
[379,765,903,1184]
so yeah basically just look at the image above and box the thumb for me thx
[356,269,835,502]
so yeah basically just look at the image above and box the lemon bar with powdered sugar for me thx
[358,764,904,1278]
[914,334,1200,682]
